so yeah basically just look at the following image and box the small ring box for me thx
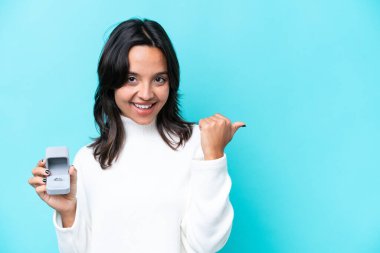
[45,146,70,195]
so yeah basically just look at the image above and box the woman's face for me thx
[115,45,170,125]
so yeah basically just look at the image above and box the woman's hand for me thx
[199,113,246,160]
[28,160,78,221]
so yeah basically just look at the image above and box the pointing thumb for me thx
[68,165,77,197]
[232,122,246,135]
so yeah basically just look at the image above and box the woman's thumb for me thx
[232,121,247,135]
[69,166,77,194]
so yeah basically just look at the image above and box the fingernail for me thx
[41,159,44,163]
[42,178,47,183]
[45,169,50,175]
[242,124,246,127]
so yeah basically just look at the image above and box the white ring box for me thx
[45,146,70,195]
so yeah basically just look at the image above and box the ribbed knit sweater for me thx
[53,115,234,253]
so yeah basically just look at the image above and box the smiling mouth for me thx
[131,102,156,110]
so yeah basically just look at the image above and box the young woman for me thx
[29,18,245,253]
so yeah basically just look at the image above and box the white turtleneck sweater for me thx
[53,115,234,253]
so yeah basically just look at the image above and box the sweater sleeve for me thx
[52,148,92,253]
[180,137,234,253]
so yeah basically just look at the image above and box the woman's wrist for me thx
[58,202,77,228]
[204,151,224,160]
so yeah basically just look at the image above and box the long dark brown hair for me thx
[89,18,194,169]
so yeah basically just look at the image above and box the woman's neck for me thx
[119,114,158,138]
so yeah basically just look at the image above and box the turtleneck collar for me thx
[119,114,158,138]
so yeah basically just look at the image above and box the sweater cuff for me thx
[191,153,227,171]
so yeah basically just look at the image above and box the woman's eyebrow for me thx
[128,71,168,76]
[127,72,140,76]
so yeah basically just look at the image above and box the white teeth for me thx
[133,103,153,109]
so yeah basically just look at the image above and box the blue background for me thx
[1,0,379,252]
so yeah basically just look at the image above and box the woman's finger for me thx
[231,121,247,135]
[210,115,230,128]
[213,113,231,124]
[28,176,46,187]
[212,113,246,135]
[36,159,46,167]
[202,117,214,127]
[31,167,51,177]
[35,184,46,195]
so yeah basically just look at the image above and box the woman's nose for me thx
[138,83,154,100]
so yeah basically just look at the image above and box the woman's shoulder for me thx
[190,123,200,139]
[72,143,96,168]
[180,123,198,142]
[181,123,201,149]
[165,122,200,147]
[185,123,205,159]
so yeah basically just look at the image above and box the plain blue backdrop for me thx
[1,0,379,252]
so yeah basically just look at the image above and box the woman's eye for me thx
[127,76,137,83]
[124,76,138,87]
[155,76,167,84]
